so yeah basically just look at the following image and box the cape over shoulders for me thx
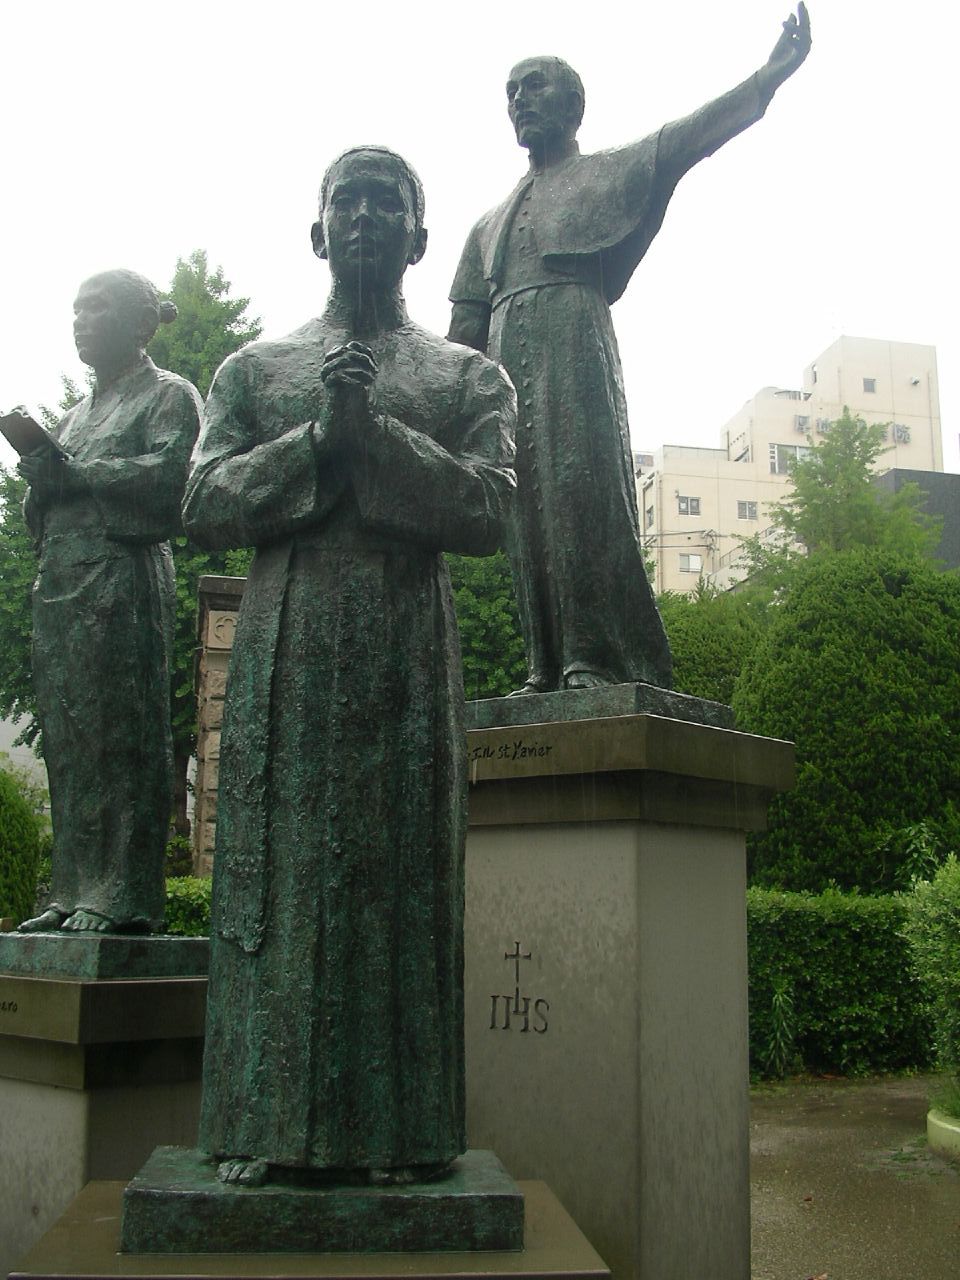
[218,317,506,389]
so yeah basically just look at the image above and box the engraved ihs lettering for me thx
[489,941,549,1033]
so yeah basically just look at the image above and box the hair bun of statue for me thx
[158,300,178,324]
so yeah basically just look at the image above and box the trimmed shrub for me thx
[165,876,212,936]
[0,769,41,923]
[748,887,932,1077]
[735,550,960,892]
[903,857,960,1114]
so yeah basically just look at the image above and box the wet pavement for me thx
[751,1075,959,1279]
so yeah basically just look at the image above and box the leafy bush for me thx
[165,876,212,936]
[164,834,194,879]
[748,887,932,1077]
[735,550,960,891]
[658,583,765,706]
[903,857,960,1115]
[0,768,42,923]
[447,551,525,700]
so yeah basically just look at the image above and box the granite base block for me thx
[0,932,209,979]
[466,682,734,731]
[121,1147,524,1254]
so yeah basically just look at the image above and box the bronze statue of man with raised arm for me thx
[449,6,810,695]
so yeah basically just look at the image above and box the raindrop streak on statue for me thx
[17,271,202,934]
[182,148,516,1187]
[449,6,811,694]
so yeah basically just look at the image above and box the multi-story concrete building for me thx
[637,336,943,594]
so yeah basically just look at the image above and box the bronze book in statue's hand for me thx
[0,410,70,459]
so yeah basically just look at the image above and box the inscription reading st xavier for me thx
[469,738,555,764]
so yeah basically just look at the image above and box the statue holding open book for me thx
[2,270,201,934]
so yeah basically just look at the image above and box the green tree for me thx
[0,767,41,922]
[447,551,525,700]
[0,469,38,744]
[148,250,261,398]
[658,580,765,706]
[740,410,941,582]
[148,252,260,833]
[733,548,960,892]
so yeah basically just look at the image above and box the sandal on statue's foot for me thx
[61,908,117,933]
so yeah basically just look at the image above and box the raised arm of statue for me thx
[656,4,810,181]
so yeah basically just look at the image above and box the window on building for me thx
[737,501,758,520]
[769,443,812,475]
[863,377,876,393]
[677,495,701,516]
[679,553,703,574]
[645,505,654,529]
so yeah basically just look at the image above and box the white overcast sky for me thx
[2,0,957,472]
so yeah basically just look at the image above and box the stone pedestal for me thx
[120,1148,523,1254]
[10,1179,609,1280]
[0,967,207,1278]
[462,694,793,1280]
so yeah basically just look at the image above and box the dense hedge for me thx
[903,857,960,1109]
[0,769,41,923]
[165,876,212,936]
[160,875,936,1079]
[748,887,932,1077]
[735,550,960,892]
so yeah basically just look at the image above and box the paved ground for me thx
[751,1074,959,1280]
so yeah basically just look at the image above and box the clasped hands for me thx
[318,341,380,453]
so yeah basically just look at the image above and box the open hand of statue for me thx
[765,3,811,85]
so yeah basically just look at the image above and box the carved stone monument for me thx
[120,147,523,1254]
[449,6,810,694]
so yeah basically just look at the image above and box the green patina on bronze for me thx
[0,932,209,980]
[466,683,735,732]
[121,1147,524,1254]
[448,7,811,695]
[16,271,202,937]
[179,148,516,1193]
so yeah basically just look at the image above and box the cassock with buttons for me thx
[450,69,783,692]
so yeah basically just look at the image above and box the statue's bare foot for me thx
[218,1158,268,1186]
[564,670,607,690]
[18,907,65,933]
[61,909,116,932]
[508,678,551,697]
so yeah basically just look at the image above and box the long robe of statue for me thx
[184,294,516,1172]
[450,13,810,693]
[25,352,200,931]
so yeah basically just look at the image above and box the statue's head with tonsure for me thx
[506,57,585,151]
[310,147,428,292]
